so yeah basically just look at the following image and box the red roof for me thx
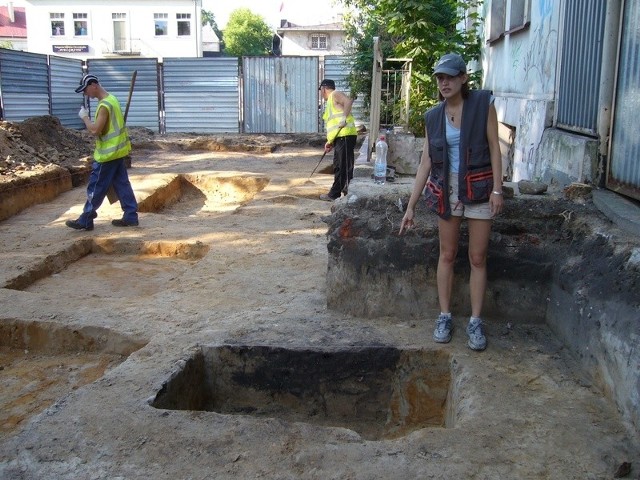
[0,6,26,38]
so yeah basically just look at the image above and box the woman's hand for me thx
[399,208,416,234]
[490,191,504,216]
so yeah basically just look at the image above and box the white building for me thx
[23,0,203,59]
[276,19,347,57]
[201,23,220,56]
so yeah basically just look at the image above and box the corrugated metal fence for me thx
[0,50,53,121]
[0,48,358,135]
[607,0,640,200]
[50,56,85,128]
[556,0,607,136]
[86,58,159,132]
[242,56,318,133]
[163,57,239,134]
[556,0,640,200]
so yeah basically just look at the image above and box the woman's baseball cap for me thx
[75,74,99,93]
[433,53,467,76]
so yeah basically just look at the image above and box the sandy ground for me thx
[0,143,639,479]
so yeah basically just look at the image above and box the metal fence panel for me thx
[49,55,85,128]
[0,49,50,121]
[556,0,607,136]
[163,57,239,134]
[87,58,160,132]
[607,0,640,200]
[243,56,318,133]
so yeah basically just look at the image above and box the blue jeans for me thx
[77,157,138,228]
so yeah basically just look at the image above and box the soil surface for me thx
[0,117,639,479]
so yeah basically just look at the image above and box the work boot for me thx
[319,193,337,201]
[112,218,139,227]
[65,219,93,231]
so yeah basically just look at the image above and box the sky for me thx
[201,0,342,30]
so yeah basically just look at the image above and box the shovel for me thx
[106,70,137,204]
[308,126,344,179]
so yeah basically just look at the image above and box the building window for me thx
[176,13,191,36]
[311,34,328,50]
[74,13,88,36]
[488,0,530,43]
[488,0,506,41]
[112,13,127,52]
[154,13,168,36]
[508,0,530,30]
[50,13,65,36]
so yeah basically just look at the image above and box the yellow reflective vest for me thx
[322,91,357,143]
[93,94,131,163]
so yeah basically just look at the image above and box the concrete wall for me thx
[483,0,596,186]
[24,0,203,59]
[483,0,559,183]
[385,133,423,175]
[535,128,599,186]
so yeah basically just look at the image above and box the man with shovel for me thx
[65,74,138,231]
[318,79,358,201]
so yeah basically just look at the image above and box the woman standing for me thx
[399,53,503,351]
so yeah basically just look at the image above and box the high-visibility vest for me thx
[322,91,357,143]
[93,94,131,163]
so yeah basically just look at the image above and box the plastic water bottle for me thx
[374,135,388,185]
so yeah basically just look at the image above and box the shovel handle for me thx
[124,70,137,124]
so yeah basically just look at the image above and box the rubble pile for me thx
[0,116,93,177]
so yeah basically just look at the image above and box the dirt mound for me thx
[141,132,328,153]
[0,115,334,184]
[0,116,163,181]
[0,116,93,179]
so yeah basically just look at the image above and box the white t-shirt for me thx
[446,118,461,174]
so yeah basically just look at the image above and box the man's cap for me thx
[433,53,467,76]
[319,79,335,90]
[75,74,99,93]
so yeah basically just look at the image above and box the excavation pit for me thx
[0,319,146,437]
[152,345,453,440]
[137,173,270,214]
[4,239,209,294]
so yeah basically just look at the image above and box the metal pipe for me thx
[599,0,622,157]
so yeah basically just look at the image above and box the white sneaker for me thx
[433,313,453,343]
[467,317,487,351]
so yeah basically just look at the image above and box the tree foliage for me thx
[339,0,482,135]
[223,8,273,57]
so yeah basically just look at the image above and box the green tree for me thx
[339,0,482,135]
[223,8,273,57]
[202,9,224,49]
